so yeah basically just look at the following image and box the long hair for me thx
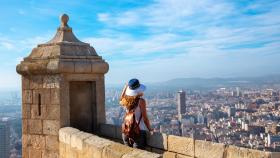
[120,95,140,111]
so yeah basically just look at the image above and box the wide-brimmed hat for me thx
[125,78,146,96]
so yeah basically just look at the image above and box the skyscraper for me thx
[177,90,186,121]
[0,118,10,158]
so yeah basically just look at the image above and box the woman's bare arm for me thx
[139,99,153,131]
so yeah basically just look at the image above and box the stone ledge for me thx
[59,127,162,158]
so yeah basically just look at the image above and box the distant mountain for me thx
[146,74,280,90]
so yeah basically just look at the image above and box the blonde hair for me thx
[120,95,140,110]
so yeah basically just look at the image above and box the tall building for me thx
[177,90,186,121]
[0,118,10,158]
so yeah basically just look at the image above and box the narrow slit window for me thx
[38,93,41,116]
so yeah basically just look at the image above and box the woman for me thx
[120,78,153,149]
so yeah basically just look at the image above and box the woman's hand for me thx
[149,128,154,135]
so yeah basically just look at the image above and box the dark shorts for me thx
[122,130,146,149]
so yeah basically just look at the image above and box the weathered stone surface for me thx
[46,105,60,120]
[29,149,42,158]
[147,132,168,150]
[168,135,194,156]
[99,123,116,138]
[271,152,280,158]
[50,88,60,105]
[122,149,162,158]
[42,75,60,89]
[22,104,31,119]
[195,140,225,158]
[84,135,114,158]
[59,127,80,144]
[22,77,30,90]
[70,131,92,150]
[102,143,133,158]
[42,149,59,158]
[23,90,32,104]
[31,104,46,119]
[43,120,60,135]
[30,134,45,150]
[176,154,193,158]
[225,145,270,158]
[46,135,59,150]
[22,134,30,148]
[30,76,43,89]
[163,152,176,158]
[74,61,91,73]
[28,119,42,134]
[22,119,28,134]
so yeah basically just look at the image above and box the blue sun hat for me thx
[125,78,146,96]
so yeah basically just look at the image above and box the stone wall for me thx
[59,127,161,158]
[98,124,280,158]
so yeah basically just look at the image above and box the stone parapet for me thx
[97,123,280,158]
[59,127,162,158]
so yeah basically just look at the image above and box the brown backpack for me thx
[121,98,142,139]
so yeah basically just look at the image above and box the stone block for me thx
[46,135,59,150]
[74,61,91,73]
[28,119,42,134]
[42,75,60,89]
[59,61,74,73]
[30,134,45,150]
[30,76,43,89]
[22,77,30,90]
[59,142,66,157]
[176,154,193,158]
[122,149,162,158]
[168,135,194,156]
[271,152,280,158]
[31,104,46,119]
[23,90,32,104]
[29,149,42,158]
[70,131,92,150]
[84,135,114,158]
[195,140,225,158]
[99,123,116,138]
[225,145,270,158]
[42,149,59,158]
[147,132,168,150]
[50,88,60,105]
[59,127,80,144]
[22,147,29,158]
[43,120,60,135]
[163,152,176,158]
[102,143,133,158]
[22,134,30,148]
[22,119,28,134]
[46,105,60,120]
[22,104,31,119]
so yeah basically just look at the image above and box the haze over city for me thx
[0,0,280,90]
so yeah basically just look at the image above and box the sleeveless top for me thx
[124,98,147,131]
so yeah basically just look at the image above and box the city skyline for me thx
[0,0,280,90]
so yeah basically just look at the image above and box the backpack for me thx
[121,98,142,139]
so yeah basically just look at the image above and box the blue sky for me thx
[0,0,280,90]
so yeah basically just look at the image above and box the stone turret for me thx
[17,14,109,158]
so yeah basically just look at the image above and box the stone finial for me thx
[60,14,69,27]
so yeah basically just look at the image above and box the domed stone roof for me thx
[17,14,109,75]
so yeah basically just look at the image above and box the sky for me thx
[0,0,280,90]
